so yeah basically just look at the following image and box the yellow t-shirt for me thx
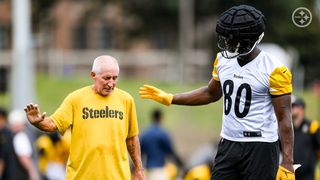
[51,86,139,180]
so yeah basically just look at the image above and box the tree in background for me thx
[30,0,320,86]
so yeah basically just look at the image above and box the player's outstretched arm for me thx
[172,78,222,105]
[139,78,222,106]
[24,103,57,132]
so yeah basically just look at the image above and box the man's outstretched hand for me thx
[139,85,173,106]
[24,103,46,125]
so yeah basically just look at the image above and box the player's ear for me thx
[91,72,96,78]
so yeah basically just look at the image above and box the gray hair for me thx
[92,55,119,74]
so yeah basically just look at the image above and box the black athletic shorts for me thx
[211,138,280,180]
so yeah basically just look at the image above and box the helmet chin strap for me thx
[222,32,264,59]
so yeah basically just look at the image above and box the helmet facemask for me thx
[217,32,264,59]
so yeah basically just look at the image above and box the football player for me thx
[140,5,295,180]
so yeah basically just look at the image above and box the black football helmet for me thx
[216,5,266,59]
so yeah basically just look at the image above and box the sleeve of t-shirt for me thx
[127,97,139,138]
[212,55,220,81]
[269,66,292,96]
[13,132,32,156]
[50,93,74,135]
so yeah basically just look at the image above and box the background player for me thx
[140,108,183,180]
[140,5,295,180]
[292,97,320,179]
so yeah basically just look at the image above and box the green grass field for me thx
[1,73,319,157]
[31,74,223,131]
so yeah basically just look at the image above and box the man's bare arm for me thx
[126,136,144,179]
[24,103,57,132]
[272,94,294,172]
[172,78,222,105]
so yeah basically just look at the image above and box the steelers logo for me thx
[292,7,312,28]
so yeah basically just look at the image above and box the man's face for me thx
[218,35,239,53]
[91,65,119,97]
[292,105,304,125]
[217,35,242,59]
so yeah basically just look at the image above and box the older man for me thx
[25,55,145,180]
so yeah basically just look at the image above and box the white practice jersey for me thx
[212,51,292,142]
